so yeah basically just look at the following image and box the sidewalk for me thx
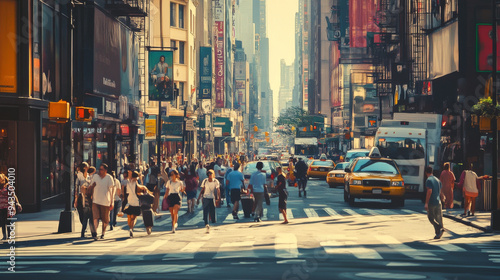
[442,208,495,232]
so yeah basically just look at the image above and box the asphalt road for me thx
[1,178,499,279]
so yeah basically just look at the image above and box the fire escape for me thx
[373,0,400,119]
[408,0,428,89]
[105,0,149,112]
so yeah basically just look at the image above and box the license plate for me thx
[372,189,382,194]
[320,168,326,171]
[336,174,344,177]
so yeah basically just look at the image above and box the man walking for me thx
[89,163,115,241]
[226,163,247,219]
[248,162,267,222]
[294,158,308,197]
[214,157,226,205]
[424,166,445,239]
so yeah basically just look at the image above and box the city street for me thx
[2,179,499,279]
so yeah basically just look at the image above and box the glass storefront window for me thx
[0,121,17,175]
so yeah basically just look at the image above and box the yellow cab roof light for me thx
[368,147,382,158]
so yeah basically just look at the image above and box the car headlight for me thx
[328,174,335,178]
[351,180,362,185]
[391,180,404,187]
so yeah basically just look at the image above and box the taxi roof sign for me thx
[368,147,381,158]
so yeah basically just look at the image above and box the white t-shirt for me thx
[214,164,223,179]
[113,178,121,201]
[91,174,115,206]
[201,178,220,199]
[166,180,185,194]
[126,181,140,207]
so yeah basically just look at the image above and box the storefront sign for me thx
[214,2,225,108]
[145,119,156,139]
[477,23,500,72]
[0,0,17,93]
[199,46,212,99]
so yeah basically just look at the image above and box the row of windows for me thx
[170,2,185,29]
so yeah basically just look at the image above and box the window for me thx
[179,41,185,64]
[170,3,176,27]
[171,40,177,63]
[352,159,399,175]
[190,10,193,33]
[178,5,184,29]
[179,82,185,102]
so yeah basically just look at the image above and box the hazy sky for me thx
[267,0,298,121]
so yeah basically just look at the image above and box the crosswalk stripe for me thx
[304,208,319,218]
[214,241,257,259]
[287,209,294,219]
[163,242,206,260]
[275,233,299,259]
[401,209,420,215]
[184,211,204,226]
[376,235,442,261]
[343,208,361,216]
[433,244,467,252]
[262,209,268,220]
[320,237,382,260]
[135,239,169,252]
[323,208,339,216]
[223,213,234,223]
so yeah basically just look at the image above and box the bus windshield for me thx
[376,137,425,160]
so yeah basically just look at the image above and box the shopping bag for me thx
[161,196,169,211]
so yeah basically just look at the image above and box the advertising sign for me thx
[477,24,500,72]
[349,0,379,48]
[0,0,17,93]
[145,119,156,139]
[199,46,212,99]
[148,50,174,101]
[215,21,225,108]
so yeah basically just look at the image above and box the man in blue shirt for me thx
[424,166,445,239]
[248,162,267,222]
[226,163,247,219]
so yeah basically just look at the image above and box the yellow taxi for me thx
[307,159,335,178]
[326,162,350,188]
[343,147,405,207]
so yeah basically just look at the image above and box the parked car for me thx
[345,149,370,163]
[343,148,405,207]
[326,162,350,187]
[242,160,281,193]
[307,160,336,178]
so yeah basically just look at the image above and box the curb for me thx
[443,213,492,233]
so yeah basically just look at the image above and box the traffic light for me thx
[313,125,317,130]
[75,107,95,122]
[310,125,313,131]
[253,125,258,132]
[265,131,269,137]
[48,100,70,123]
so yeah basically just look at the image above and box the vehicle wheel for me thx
[392,198,405,208]
[329,183,334,188]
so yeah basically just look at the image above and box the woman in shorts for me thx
[123,171,152,237]
[163,170,185,233]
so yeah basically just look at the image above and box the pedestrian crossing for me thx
[4,232,497,268]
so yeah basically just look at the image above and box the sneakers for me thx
[254,217,261,222]
[100,234,104,239]
[129,229,133,238]
[206,224,210,234]
[92,232,98,241]
[434,229,445,239]
[146,227,152,235]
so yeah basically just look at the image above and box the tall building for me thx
[278,59,295,116]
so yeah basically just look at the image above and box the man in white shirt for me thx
[90,163,115,241]
[214,157,225,205]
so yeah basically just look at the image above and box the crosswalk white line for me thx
[376,235,442,261]
[184,211,204,226]
[287,209,294,219]
[323,208,339,216]
[343,208,361,216]
[304,208,319,218]
[223,213,234,223]
[320,237,382,260]
[433,243,467,252]
[135,239,169,252]
[214,241,257,259]
[163,242,206,260]
[275,233,299,259]
[401,209,420,215]
[262,209,268,220]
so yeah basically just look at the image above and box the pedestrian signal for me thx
[75,107,95,122]
[265,131,269,137]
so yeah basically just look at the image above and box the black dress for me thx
[277,174,287,210]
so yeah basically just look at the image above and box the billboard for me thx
[476,24,500,72]
[199,46,212,99]
[0,0,17,93]
[214,0,225,108]
[148,50,174,101]
[349,0,379,48]
[145,119,156,139]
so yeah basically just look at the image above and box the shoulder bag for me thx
[264,185,270,206]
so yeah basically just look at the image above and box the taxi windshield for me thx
[352,159,399,175]
[311,161,333,167]
[335,162,349,170]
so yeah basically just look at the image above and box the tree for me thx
[274,106,317,136]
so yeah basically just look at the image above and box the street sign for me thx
[186,119,196,131]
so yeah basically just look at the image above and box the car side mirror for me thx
[344,168,351,173]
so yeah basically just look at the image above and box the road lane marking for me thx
[323,208,339,216]
[320,237,382,260]
[343,208,361,216]
[275,233,299,259]
[287,209,294,219]
[135,239,169,252]
[304,208,319,218]
[376,235,442,261]
[184,211,204,226]
[223,213,235,223]
[214,241,257,259]
[401,209,420,215]
[163,242,206,260]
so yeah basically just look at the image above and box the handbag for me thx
[161,196,169,211]
[264,185,270,206]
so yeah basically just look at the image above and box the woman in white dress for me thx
[163,170,185,233]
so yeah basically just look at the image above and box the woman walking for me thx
[185,163,199,213]
[163,170,185,233]
[458,164,488,217]
[197,170,220,233]
[74,162,96,238]
[123,171,153,237]
[276,167,289,224]
[0,173,22,242]
[439,162,456,209]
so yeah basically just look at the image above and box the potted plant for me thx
[471,97,500,131]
